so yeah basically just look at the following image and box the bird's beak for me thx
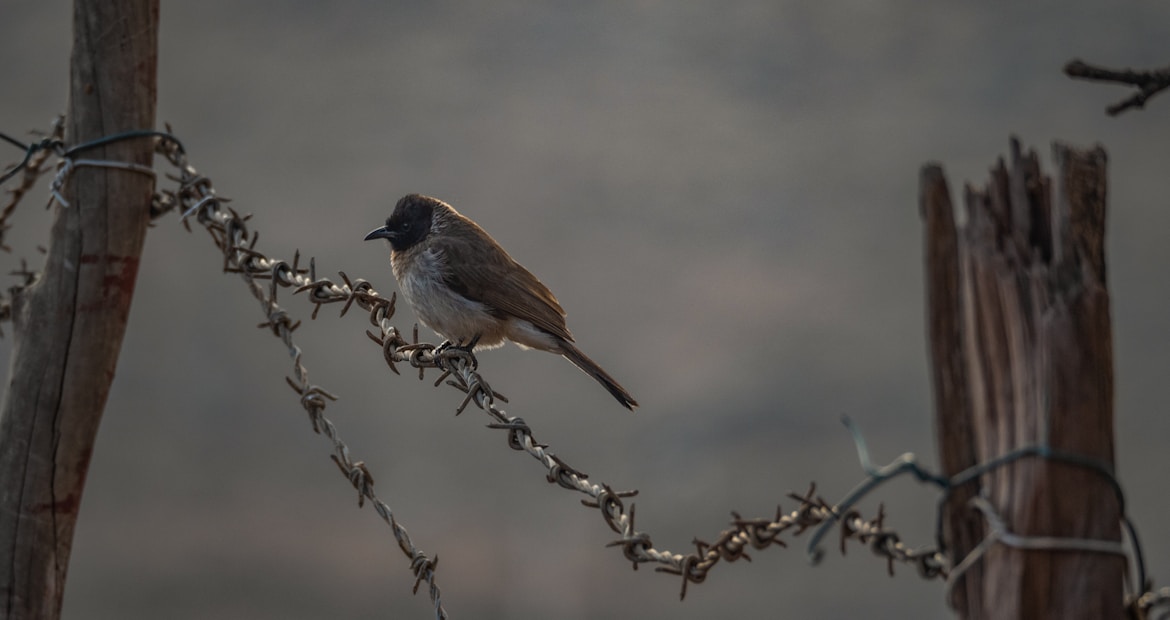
[364,226,393,241]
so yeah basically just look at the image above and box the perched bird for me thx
[364,194,638,410]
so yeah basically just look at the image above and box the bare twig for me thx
[1064,59,1170,115]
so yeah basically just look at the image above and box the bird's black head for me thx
[364,194,436,251]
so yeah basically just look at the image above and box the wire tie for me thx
[49,157,156,208]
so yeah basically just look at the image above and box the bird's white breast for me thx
[393,246,507,348]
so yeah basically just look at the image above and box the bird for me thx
[364,194,638,410]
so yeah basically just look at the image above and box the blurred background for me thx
[3,2,1169,618]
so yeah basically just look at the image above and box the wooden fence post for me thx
[0,1,158,617]
[920,140,1122,619]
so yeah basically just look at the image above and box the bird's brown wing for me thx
[435,219,574,342]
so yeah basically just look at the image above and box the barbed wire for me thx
[2,125,1163,617]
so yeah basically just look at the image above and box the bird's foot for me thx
[453,333,481,353]
[432,335,480,370]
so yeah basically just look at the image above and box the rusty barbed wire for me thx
[151,135,447,620]
[5,124,1160,616]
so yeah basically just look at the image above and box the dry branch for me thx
[1064,59,1170,115]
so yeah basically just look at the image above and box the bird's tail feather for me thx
[557,340,638,410]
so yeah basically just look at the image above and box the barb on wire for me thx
[1064,59,1170,116]
[650,485,946,600]
[153,134,446,620]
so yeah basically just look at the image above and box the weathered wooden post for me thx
[0,1,159,617]
[921,140,1122,619]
